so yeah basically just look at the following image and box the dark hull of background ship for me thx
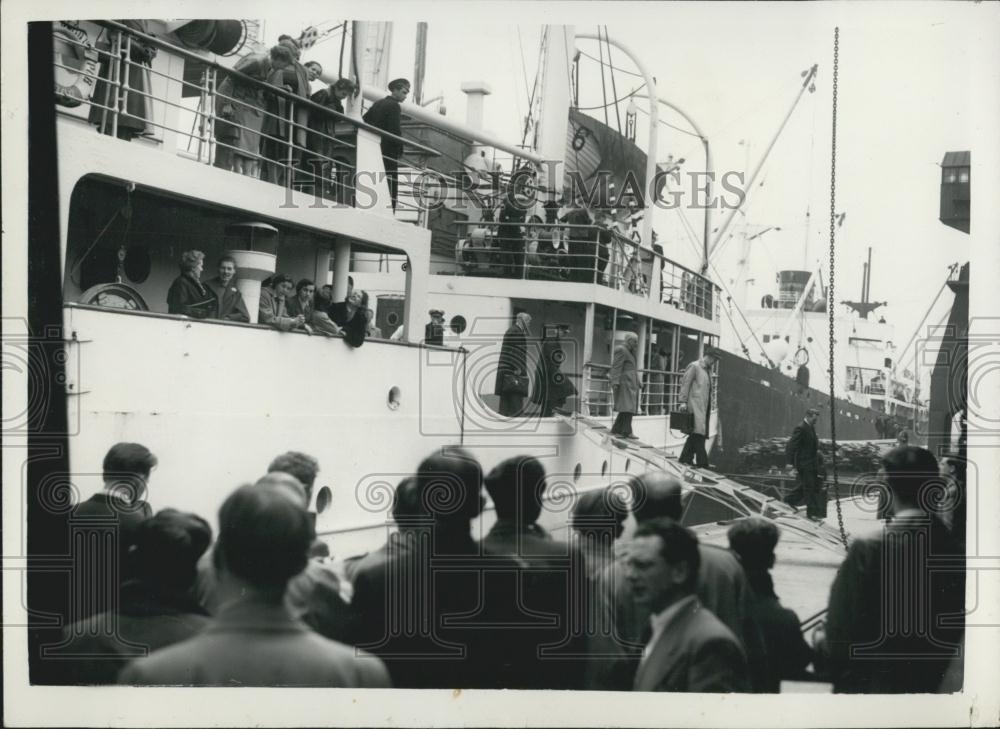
[712,349,880,472]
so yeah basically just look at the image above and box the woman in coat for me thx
[609,332,640,438]
[89,20,157,141]
[214,45,295,177]
[678,349,720,467]
[166,250,215,319]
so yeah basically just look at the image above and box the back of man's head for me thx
[102,442,157,492]
[571,486,628,539]
[727,516,779,572]
[629,471,683,524]
[392,476,428,529]
[416,447,483,525]
[133,509,212,593]
[267,451,319,504]
[216,484,312,591]
[633,517,701,593]
[484,455,547,524]
[255,471,308,508]
[882,446,940,508]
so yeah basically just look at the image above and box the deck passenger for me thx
[677,347,719,467]
[204,255,250,323]
[727,517,814,692]
[260,35,312,186]
[328,289,367,347]
[119,484,391,687]
[258,273,305,332]
[58,510,212,684]
[166,250,216,319]
[214,45,295,177]
[424,308,445,346]
[89,20,157,141]
[305,78,356,200]
[363,78,410,211]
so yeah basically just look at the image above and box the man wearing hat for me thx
[677,348,720,468]
[425,309,446,346]
[363,78,410,210]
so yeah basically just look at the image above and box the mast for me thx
[413,22,427,106]
[533,25,575,202]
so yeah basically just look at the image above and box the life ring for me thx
[53,23,99,108]
[79,282,149,311]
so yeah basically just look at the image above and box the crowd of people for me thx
[46,438,964,692]
[167,251,380,346]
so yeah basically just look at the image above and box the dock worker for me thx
[784,407,826,522]
[678,347,719,467]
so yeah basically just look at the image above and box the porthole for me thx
[573,463,582,483]
[387,386,401,410]
[315,486,332,514]
[450,315,467,335]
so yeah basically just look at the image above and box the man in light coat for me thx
[609,332,640,439]
[678,348,720,467]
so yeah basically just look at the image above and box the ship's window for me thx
[450,315,467,335]
[958,168,970,183]
[944,169,958,183]
[387,386,401,410]
[315,486,333,514]
[573,463,582,483]
[763,335,771,343]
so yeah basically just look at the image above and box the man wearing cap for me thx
[678,348,719,468]
[425,309,446,346]
[784,407,826,521]
[363,78,410,211]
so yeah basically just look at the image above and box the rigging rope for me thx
[575,84,646,112]
[596,26,610,126]
[827,28,848,550]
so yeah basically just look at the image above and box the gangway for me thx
[556,412,849,554]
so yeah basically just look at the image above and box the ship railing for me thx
[583,362,719,419]
[453,219,720,323]
[53,21,447,216]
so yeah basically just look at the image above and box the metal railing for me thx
[455,219,720,322]
[54,21,443,214]
[583,362,718,418]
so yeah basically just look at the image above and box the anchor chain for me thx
[828,27,848,550]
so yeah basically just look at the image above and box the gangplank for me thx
[557,412,849,554]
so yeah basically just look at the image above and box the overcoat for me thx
[609,343,639,414]
[679,359,712,435]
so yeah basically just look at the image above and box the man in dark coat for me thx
[532,324,576,416]
[628,519,749,692]
[494,312,532,417]
[362,78,409,210]
[728,517,814,692]
[204,255,250,322]
[349,448,536,689]
[496,195,526,278]
[57,509,212,684]
[823,446,964,693]
[609,332,640,438]
[482,456,590,689]
[784,407,826,521]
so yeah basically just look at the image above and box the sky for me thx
[264,1,983,378]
